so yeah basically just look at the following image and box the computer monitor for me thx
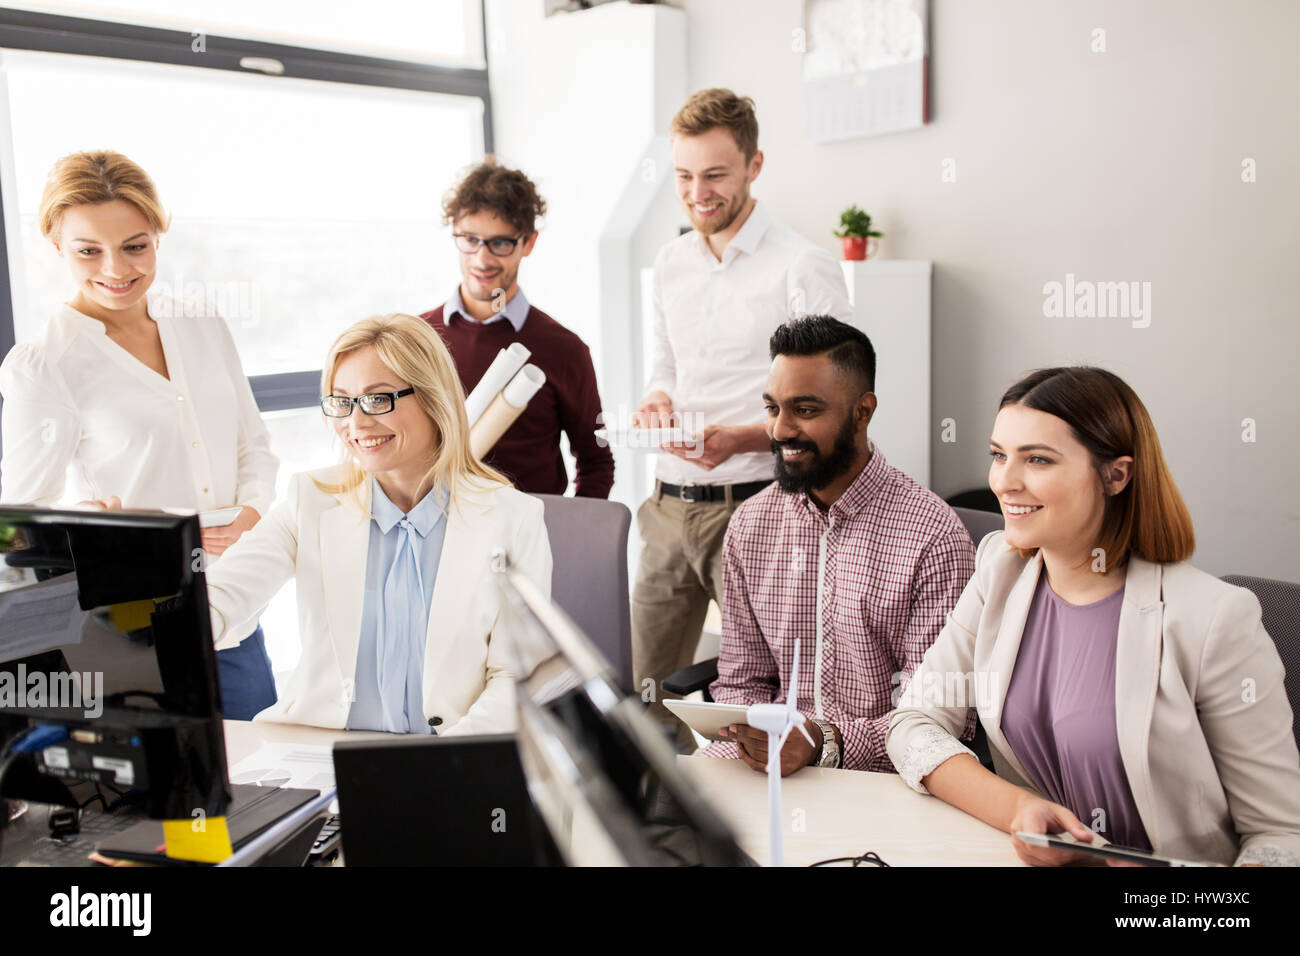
[495,560,751,866]
[0,506,229,822]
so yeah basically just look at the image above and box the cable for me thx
[809,850,890,867]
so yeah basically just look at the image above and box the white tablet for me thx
[663,699,753,742]
[594,427,695,452]
[199,507,243,528]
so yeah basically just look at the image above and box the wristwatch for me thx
[811,719,840,768]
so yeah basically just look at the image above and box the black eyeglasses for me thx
[453,233,525,256]
[320,388,415,417]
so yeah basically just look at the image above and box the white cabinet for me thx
[839,260,932,487]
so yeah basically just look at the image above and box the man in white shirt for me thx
[633,88,852,744]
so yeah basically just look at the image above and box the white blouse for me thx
[0,298,277,515]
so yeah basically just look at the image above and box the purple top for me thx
[1000,574,1152,851]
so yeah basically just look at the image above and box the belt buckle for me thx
[679,482,697,502]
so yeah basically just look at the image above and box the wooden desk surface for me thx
[677,755,1024,867]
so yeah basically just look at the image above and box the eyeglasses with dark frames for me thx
[453,232,526,257]
[320,388,415,418]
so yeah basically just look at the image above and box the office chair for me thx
[1221,574,1300,754]
[952,505,1004,550]
[531,494,634,691]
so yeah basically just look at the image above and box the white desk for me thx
[223,719,374,762]
[223,721,1022,866]
[677,755,1024,867]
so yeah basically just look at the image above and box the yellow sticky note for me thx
[107,599,157,633]
[162,816,234,863]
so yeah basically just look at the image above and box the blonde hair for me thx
[670,88,759,160]
[38,150,171,239]
[315,314,509,509]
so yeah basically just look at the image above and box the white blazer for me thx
[886,531,1300,866]
[204,465,552,736]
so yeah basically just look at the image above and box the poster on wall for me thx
[802,0,930,141]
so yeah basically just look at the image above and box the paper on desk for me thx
[228,742,336,792]
[0,570,88,661]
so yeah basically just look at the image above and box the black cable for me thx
[809,850,890,867]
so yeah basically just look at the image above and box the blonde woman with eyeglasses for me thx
[202,313,552,733]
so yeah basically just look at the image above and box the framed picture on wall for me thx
[802,0,930,141]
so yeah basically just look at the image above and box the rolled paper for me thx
[464,342,530,427]
[470,364,547,459]
[501,364,546,409]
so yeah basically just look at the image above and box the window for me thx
[0,6,490,678]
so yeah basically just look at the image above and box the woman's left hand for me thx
[200,506,260,558]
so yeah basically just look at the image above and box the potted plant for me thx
[834,205,883,261]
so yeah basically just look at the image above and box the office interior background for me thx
[0,0,1295,680]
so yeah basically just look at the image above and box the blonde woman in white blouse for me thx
[0,150,279,720]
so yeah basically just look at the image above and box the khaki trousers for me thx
[631,484,739,746]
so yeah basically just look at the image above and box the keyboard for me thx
[11,809,142,867]
[309,813,342,863]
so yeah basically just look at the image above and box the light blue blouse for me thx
[345,478,449,734]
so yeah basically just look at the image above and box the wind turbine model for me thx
[744,639,814,867]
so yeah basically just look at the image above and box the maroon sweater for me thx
[421,303,614,498]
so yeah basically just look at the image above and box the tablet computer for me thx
[199,507,243,528]
[1014,831,1217,867]
[663,699,752,742]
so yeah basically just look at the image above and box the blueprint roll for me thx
[464,342,530,427]
[470,364,546,459]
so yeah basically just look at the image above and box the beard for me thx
[688,189,748,236]
[772,413,860,495]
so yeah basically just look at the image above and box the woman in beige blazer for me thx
[204,314,551,735]
[886,367,1300,866]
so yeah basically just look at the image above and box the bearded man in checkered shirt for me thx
[706,316,976,774]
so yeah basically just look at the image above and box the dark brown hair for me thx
[442,158,546,236]
[671,88,759,160]
[1000,366,1195,567]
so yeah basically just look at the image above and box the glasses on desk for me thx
[453,233,526,256]
[320,388,415,417]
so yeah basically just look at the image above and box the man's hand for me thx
[632,391,675,429]
[200,506,260,559]
[720,719,823,777]
[661,423,771,470]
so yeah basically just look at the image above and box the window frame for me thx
[0,4,492,411]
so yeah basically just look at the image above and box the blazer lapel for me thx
[421,490,494,702]
[1114,557,1164,849]
[983,553,1042,787]
[319,490,370,693]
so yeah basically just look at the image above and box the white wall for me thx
[488,0,1298,579]
[679,0,1299,579]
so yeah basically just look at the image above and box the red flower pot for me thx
[841,236,878,260]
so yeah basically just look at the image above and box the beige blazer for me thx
[885,530,1300,866]
[204,465,552,736]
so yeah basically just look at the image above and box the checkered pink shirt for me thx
[706,445,976,771]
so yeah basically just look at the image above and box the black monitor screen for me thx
[0,507,229,819]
